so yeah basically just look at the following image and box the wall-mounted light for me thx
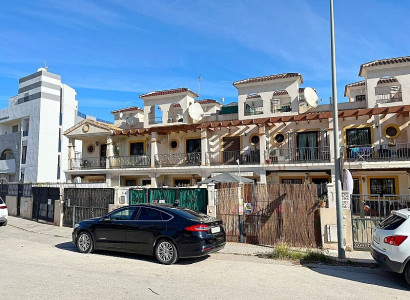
[362,176,365,182]
[96,141,99,146]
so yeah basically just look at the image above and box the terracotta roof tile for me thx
[197,99,220,104]
[233,73,303,86]
[359,56,410,76]
[111,106,143,114]
[139,88,198,98]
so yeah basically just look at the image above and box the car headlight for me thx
[74,223,80,228]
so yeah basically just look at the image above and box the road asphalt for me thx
[1,216,409,299]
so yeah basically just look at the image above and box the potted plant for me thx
[319,196,327,208]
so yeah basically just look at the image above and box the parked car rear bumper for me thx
[371,246,404,273]
[179,241,226,258]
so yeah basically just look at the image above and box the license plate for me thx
[211,226,220,234]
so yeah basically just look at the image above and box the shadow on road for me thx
[55,242,210,265]
[303,263,410,291]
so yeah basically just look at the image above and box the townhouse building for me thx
[0,68,88,183]
[63,56,410,198]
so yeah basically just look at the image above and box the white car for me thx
[0,197,7,226]
[371,208,410,285]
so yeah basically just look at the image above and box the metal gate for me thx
[32,187,59,222]
[351,194,410,250]
[63,188,115,227]
[0,182,8,202]
[129,188,208,214]
[129,188,147,204]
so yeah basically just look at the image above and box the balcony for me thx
[69,157,107,170]
[149,117,162,125]
[375,93,402,104]
[266,146,330,164]
[0,158,16,173]
[109,155,151,168]
[206,150,260,166]
[271,105,291,113]
[155,152,201,167]
[344,143,410,162]
[244,106,263,116]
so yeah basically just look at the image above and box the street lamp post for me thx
[236,159,244,243]
[330,0,346,259]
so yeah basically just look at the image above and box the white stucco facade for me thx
[0,68,83,183]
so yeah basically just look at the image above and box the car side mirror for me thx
[101,216,111,222]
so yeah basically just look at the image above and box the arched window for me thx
[0,149,14,160]
[375,76,402,104]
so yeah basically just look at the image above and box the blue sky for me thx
[0,0,409,122]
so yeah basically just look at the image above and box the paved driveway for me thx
[0,217,409,299]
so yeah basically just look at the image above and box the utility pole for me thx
[330,0,346,259]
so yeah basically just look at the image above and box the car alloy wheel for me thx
[155,240,178,265]
[77,231,93,253]
[405,263,410,286]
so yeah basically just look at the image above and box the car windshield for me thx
[172,207,210,221]
[378,213,406,230]
[0,197,4,204]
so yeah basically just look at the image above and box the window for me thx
[161,212,173,221]
[137,207,162,221]
[125,180,137,186]
[250,135,260,146]
[186,139,201,153]
[355,95,366,102]
[281,178,303,184]
[109,207,139,221]
[170,140,178,150]
[174,179,191,187]
[346,127,371,146]
[370,178,396,196]
[87,144,95,154]
[142,179,151,186]
[21,146,27,164]
[1,149,13,160]
[130,142,144,155]
[274,134,285,143]
[384,125,400,139]
[12,125,18,133]
[378,213,406,230]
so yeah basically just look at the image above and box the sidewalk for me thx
[7,216,374,264]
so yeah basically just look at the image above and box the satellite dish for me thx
[126,116,137,125]
[188,103,204,123]
[119,112,124,119]
[303,87,318,108]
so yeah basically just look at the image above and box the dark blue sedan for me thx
[72,204,226,264]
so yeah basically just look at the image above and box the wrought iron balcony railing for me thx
[206,150,260,165]
[69,157,107,170]
[109,155,151,168]
[266,146,330,164]
[344,143,410,162]
[155,152,201,167]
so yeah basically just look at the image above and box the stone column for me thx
[68,138,76,170]
[201,128,208,166]
[206,183,216,218]
[259,170,267,184]
[106,136,114,169]
[151,132,158,168]
[259,125,266,165]
[150,174,158,188]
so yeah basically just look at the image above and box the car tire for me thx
[76,231,94,253]
[155,239,178,265]
[1,220,6,226]
[405,262,410,286]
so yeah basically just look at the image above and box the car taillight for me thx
[185,224,210,232]
[384,235,408,246]
[0,205,7,209]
